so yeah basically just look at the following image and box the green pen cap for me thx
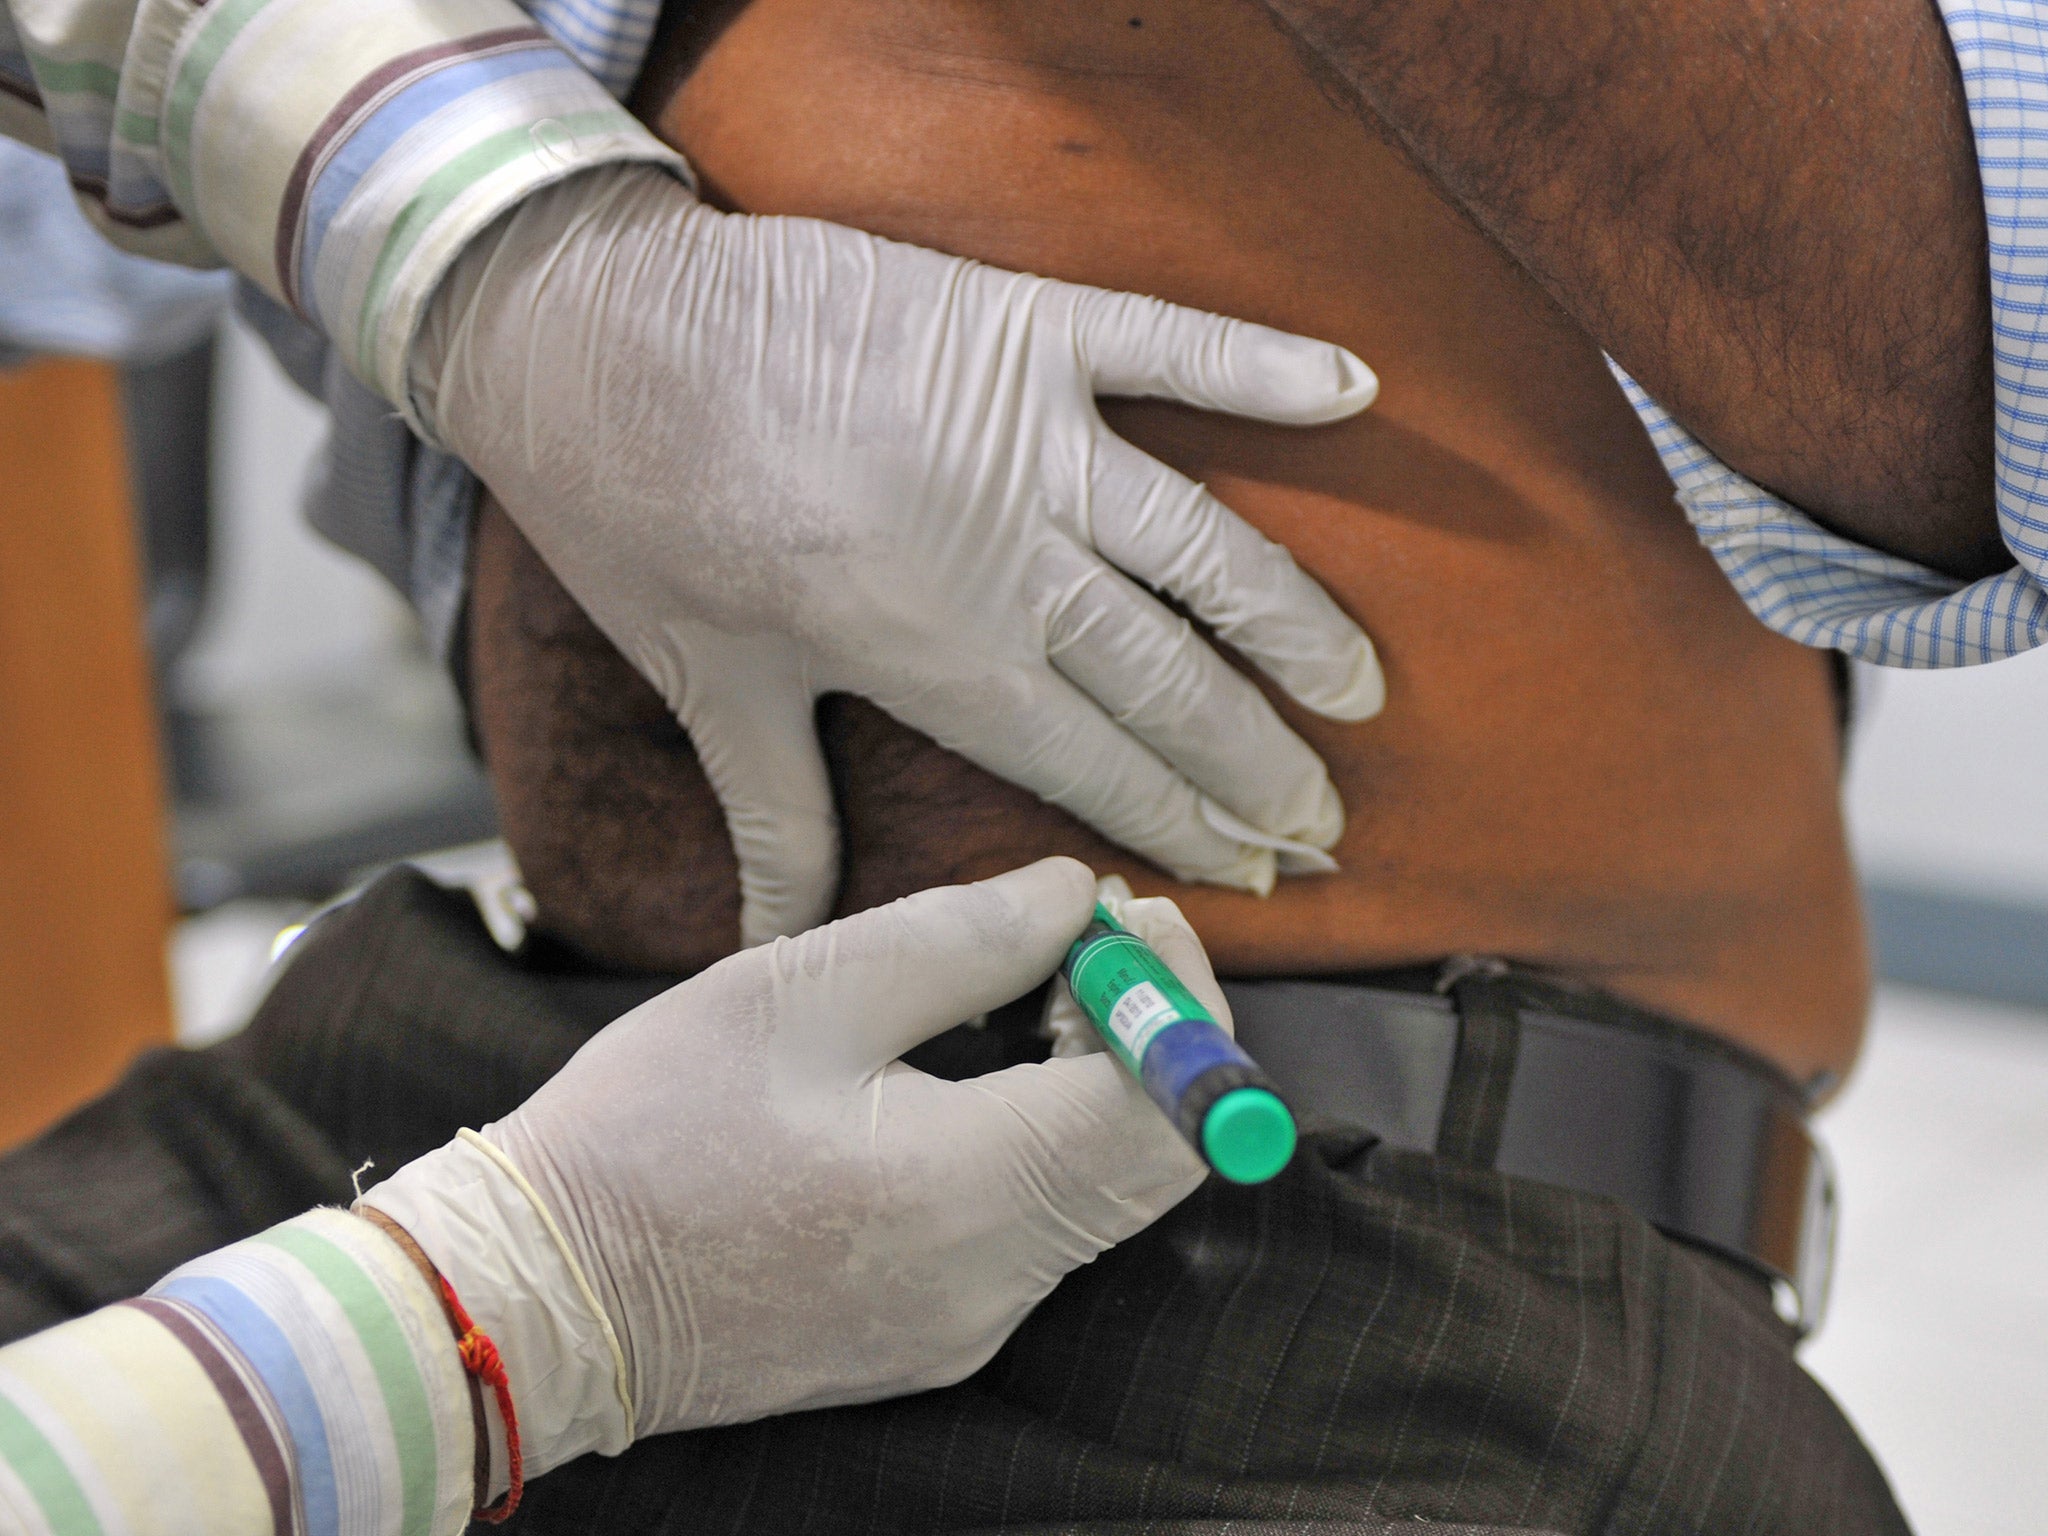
[1200,1086,1298,1185]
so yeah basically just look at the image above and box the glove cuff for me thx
[359,1130,636,1476]
[406,158,699,449]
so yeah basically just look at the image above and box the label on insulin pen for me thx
[1103,980,1180,1061]
[1064,910,1216,1074]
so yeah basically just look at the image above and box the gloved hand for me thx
[360,857,1220,1472]
[412,163,1385,946]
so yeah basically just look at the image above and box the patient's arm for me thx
[1261,0,2000,579]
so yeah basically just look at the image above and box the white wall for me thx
[1847,651,2048,907]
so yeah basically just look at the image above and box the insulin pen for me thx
[1061,904,1298,1184]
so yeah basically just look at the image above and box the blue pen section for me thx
[1139,1017,1257,1119]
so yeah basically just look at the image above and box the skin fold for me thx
[475,0,1868,1084]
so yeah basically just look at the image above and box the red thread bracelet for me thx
[436,1274,524,1523]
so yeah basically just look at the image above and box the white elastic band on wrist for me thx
[358,1132,636,1474]
[454,1128,634,1427]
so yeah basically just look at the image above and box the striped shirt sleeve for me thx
[1609,0,2048,668]
[0,1209,475,1536]
[0,0,681,418]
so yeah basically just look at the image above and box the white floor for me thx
[170,919,2048,1533]
[170,898,312,1047]
[168,843,529,1048]
[1804,986,2048,1536]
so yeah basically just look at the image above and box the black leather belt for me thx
[1218,959,1837,1335]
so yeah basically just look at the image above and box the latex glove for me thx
[413,163,1385,946]
[361,857,1215,1468]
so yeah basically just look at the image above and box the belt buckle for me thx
[1775,1133,1838,1339]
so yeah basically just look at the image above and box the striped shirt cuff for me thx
[0,1210,475,1536]
[7,0,682,417]
[1609,362,2048,667]
[153,0,683,420]
[0,0,218,266]
[6,0,688,409]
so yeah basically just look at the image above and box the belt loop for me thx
[1435,957,1521,1167]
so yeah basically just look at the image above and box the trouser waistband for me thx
[1217,959,1836,1335]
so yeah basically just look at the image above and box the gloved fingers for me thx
[766,857,1098,1069]
[958,1053,1208,1249]
[904,667,1278,895]
[666,632,841,946]
[1067,282,1376,426]
[1084,431,1385,722]
[1040,979,1104,1058]
[1040,548,1342,848]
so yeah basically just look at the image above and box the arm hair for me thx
[1261,0,2002,578]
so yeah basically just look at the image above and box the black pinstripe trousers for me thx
[0,871,1909,1535]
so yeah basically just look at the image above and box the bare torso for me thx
[474,0,1867,1083]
